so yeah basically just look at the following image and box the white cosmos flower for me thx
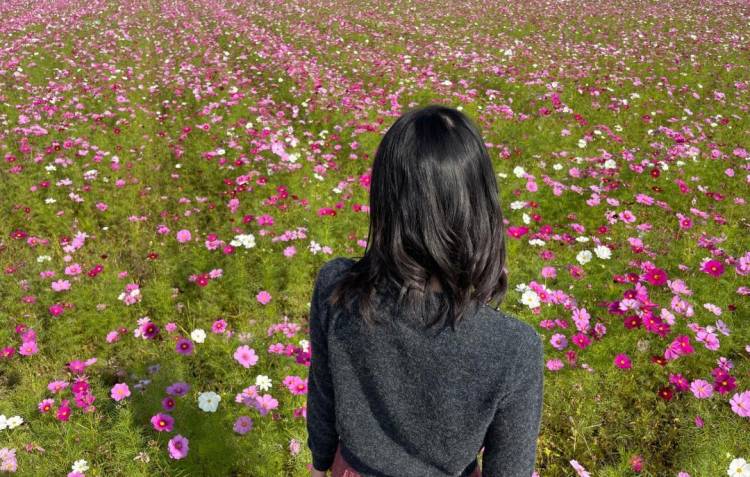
[229,233,256,249]
[0,415,7,430]
[198,391,221,412]
[6,416,23,429]
[576,250,593,265]
[513,166,526,178]
[594,245,612,260]
[578,139,587,148]
[190,329,207,344]
[520,289,541,309]
[727,458,750,477]
[299,339,310,353]
[528,239,546,247]
[509,200,526,210]
[255,375,273,392]
[72,459,89,473]
[522,213,531,224]
[575,236,589,243]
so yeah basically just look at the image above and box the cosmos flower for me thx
[197,392,221,412]
[233,416,254,435]
[168,435,189,460]
[110,383,131,402]
[234,346,259,368]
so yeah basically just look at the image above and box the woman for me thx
[306,104,544,477]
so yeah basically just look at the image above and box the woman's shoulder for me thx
[315,256,357,288]
[477,304,542,351]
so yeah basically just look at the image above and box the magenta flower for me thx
[669,373,690,392]
[701,259,724,277]
[570,333,591,350]
[49,303,65,316]
[56,401,71,421]
[151,413,174,432]
[162,397,176,411]
[175,338,194,355]
[111,383,131,401]
[713,369,736,394]
[234,345,259,368]
[643,267,667,286]
[211,319,227,334]
[233,416,254,435]
[614,353,632,369]
[168,434,189,460]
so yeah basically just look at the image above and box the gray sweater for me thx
[306,257,544,477]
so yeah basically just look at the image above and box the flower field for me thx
[1,0,749,475]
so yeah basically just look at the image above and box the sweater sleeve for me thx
[306,261,340,472]
[481,330,544,477]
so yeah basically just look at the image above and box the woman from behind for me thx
[307,104,545,477]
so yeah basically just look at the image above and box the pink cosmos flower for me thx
[48,380,69,393]
[289,438,301,455]
[571,333,591,349]
[18,340,38,356]
[549,333,568,350]
[546,359,564,371]
[56,401,72,421]
[234,345,259,368]
[283,376,308,395]
[233,415,254,435]
[643,268,667,286]
[254,394,279,416]
[729,390,750,417]
[151,413,174,432]
[49,303,65,317]
[168,435,189,460]
[162,397,176,411]
[165,382,190,397]
[211,319,227,334]
[176,229,192,243]
[614,353,632,369]
[111,383,131,401]
[0,448,18,473]
[51,279,71,292]
[690,379,713,399]
[175,338,194,355]
[38,399,54,413]
[701,259,724,277]
[256,290,272,305]
[570,459,591,477]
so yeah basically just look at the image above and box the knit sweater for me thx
[306,256,544,477]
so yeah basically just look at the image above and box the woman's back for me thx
[307,257,544,477]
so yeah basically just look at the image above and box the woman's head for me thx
[329,104,508,331]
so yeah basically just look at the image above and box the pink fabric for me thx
[331,442,482,477]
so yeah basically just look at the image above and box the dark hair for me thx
[328,104,509,332]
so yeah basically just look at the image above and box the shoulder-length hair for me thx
[328,104,509,332]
